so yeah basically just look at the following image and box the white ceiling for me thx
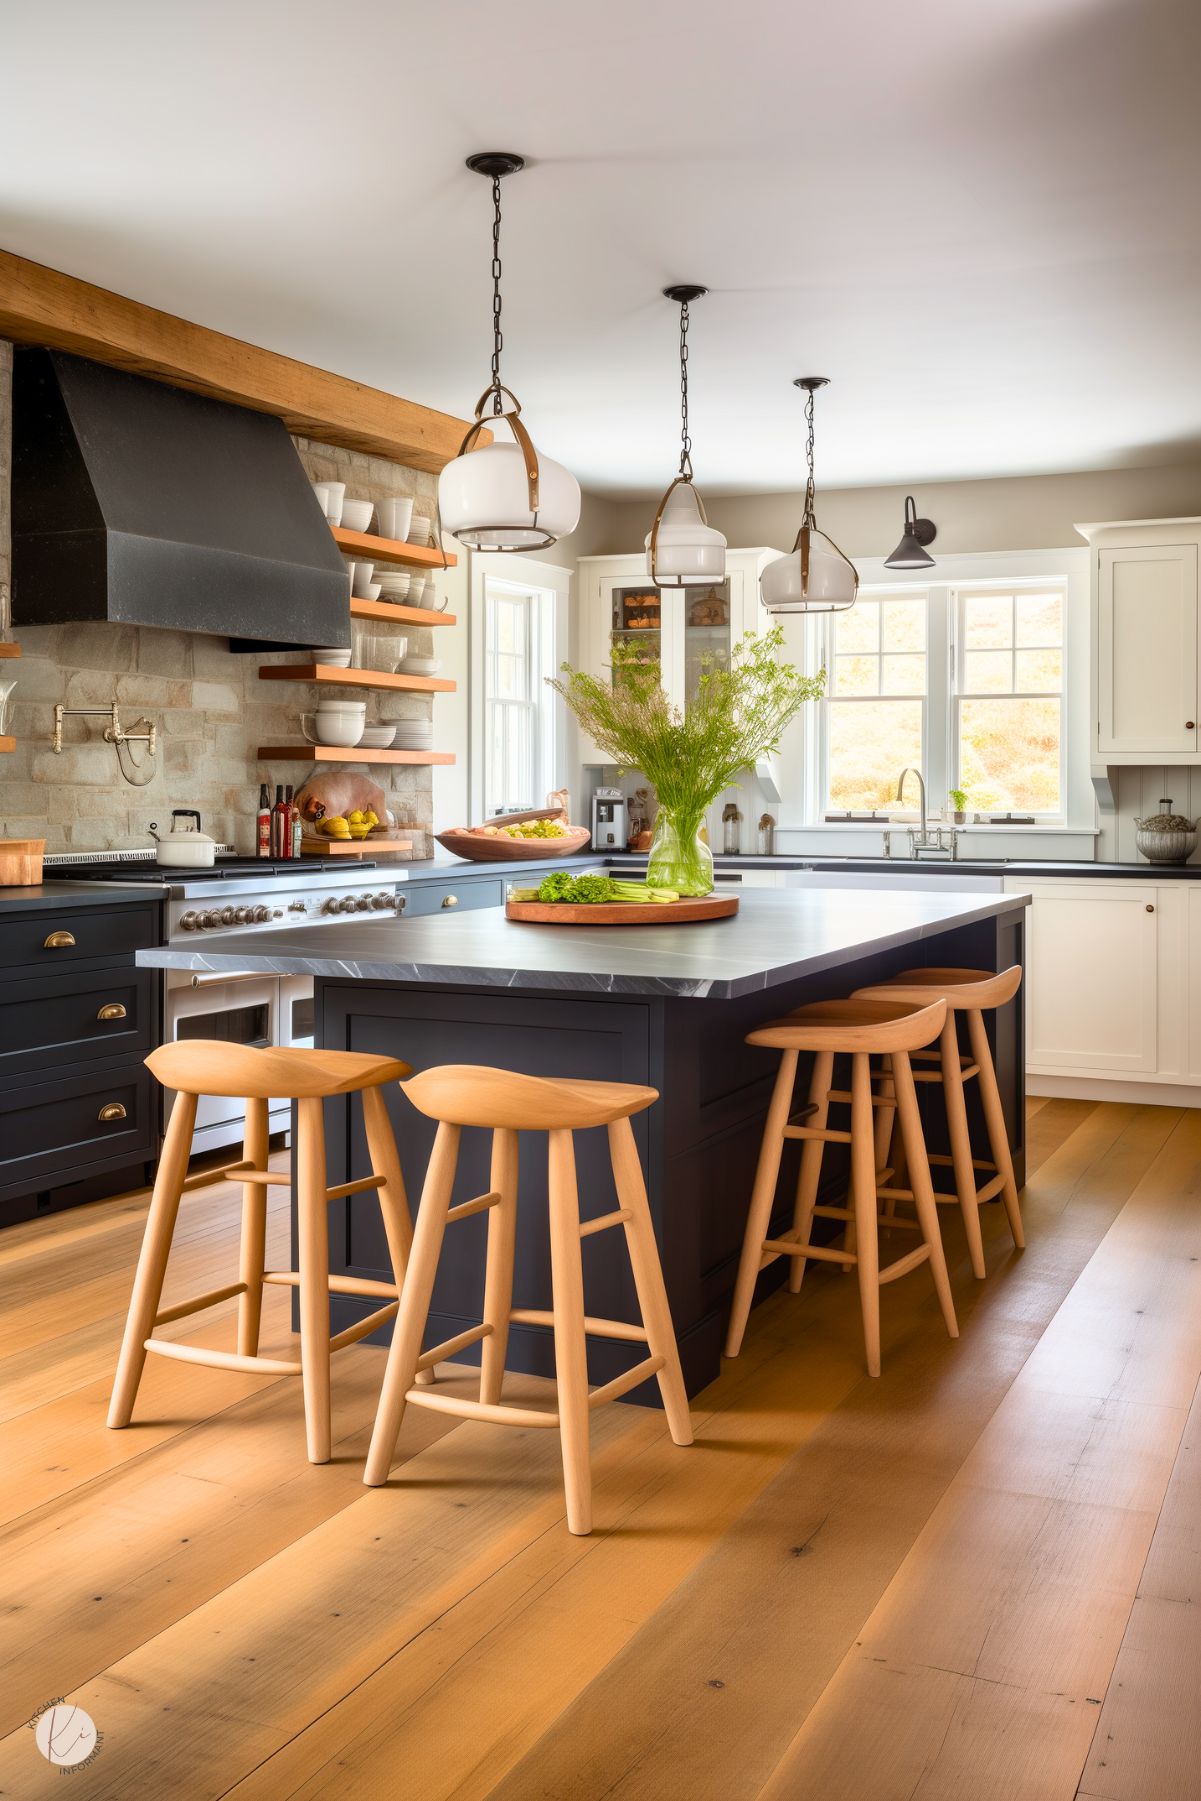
[3,0,1199,499]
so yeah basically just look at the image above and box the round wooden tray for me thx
[437,825,591,863]
[505,893,739,926]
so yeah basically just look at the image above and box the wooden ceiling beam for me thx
[0,247,478,472]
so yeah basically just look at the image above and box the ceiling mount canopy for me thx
[760,376,858,615]
[438,153,581,554]
[884,494,938,570]
[645,285,727,587]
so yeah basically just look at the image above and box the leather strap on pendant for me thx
[647,474,707,583]
[455,383,542,518]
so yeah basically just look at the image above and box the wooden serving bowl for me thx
[435,823,591,863]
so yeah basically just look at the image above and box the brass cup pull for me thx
[97,1002,128,1021]
[98,1102,128,1123]
[441,894,459,909]
[43,930,77,950]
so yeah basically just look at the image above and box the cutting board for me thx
[505,894,739,926]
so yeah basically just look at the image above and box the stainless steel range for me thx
[46,850,410,1150]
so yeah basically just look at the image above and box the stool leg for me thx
[237,1097,269,1358]
[892,1053,958,1342]
[850,1053,882,1377]
[724,1048,798,1358]
[790,1050,835,1292]
[364,1122,460,1487]
[297,1096,332,1465]
[967,1009,1025,1250]
[107,1090,197,1428]
[940,1014,987,1280]
[361,1084,433,1388]
[608,1118,692,1448]
[547,1128,592,1536]
[480,1127,519,1406]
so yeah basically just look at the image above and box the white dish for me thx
[318,480,345,525]
[310,647,352,666]
[375,497,415,541]
[340,498,374,533]
[407,518,433,543]
[359,724,397,749]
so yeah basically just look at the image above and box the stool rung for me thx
[509,1307,649,1345]
[153,1281,247,1326]
[262,1271,399,1300]
[579,1208,632,1238]
[587,1355,664,1410]
[224,1164,292,1187]
[787,1103,819,1127]
[783,1124,853,1144]
[325,1174,383,1201]
[927,1153,996,1173]
[446,1190,501,1224]
[976,1172,1007,1202]
[405,1388,559,1429]
[417,1322,493,1370]
[827,1090,896,1109]
[329,1302,399,1354]
[144,1339,300,1377]
[811,1203,922,1233]
[877,1245,932,1285]
[762,1237,854,1266]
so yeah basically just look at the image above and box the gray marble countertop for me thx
[0,879,163,913]
[136,886,1029,1000]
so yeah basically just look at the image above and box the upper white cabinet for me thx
[1079,518,1201,763]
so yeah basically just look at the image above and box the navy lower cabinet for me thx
[0,900,162,1226]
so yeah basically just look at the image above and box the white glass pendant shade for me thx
[645,481,726,585]
[760,528,859,613]
[439,437,581,552]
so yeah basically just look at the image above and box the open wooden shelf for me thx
[332,526,454,570]
[258,745,455,766]
[259,664,455,694]
[301,836,413,857]
[349,597,456,627]
[0,643,20,659]
[0,737,14,754]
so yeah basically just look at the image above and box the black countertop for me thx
[0,879,164,913]
[137,887,1030,1001]
[604,853,1201,880]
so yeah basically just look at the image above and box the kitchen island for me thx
[139,887,1029,1396]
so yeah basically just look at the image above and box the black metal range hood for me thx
[11,348,350,648]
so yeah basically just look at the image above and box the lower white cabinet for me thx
[1003,876,1191,1089]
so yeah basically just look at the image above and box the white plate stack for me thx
[391,720,434,752]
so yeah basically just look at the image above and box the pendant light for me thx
[645,285,726,586]
[884,495,937,570]
[438,153,581,552]
[760,377,858,614]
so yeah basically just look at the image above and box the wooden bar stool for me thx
[724,998,958,1377]
[363,1064,692,1535]
[853,966,1024,1278]
[108,1040,414,1464]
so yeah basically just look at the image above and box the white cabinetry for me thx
[1004,875,1192,1094]
[1079,518,1201,764]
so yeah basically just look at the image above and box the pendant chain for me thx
[802,383,817,526]
[489,175,504,415]
[678,300,693,481]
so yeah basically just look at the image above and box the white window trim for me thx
[949,583,1067,822]
[816,586,930,818]
[794,547,1091,832]
[468,552,572,822]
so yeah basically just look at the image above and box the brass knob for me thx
[1146,903,1155,913]
[42,930,76,949]
[98,1102,127,1122]
[1188,721,1196,730]
[441,894,459,909]
[96,1002,127,1021]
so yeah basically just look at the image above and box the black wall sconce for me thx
[885,495,937,569]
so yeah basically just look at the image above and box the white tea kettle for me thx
[149,809,218,868]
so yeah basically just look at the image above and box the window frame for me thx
[817,587,932,817]
[469,553,571,823]
[949,583,1068,822]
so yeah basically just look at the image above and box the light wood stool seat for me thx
[108,1040,415,1463]
[363,1065,692,1534]
[725,997,959,1377]
[853,965,1024,1278]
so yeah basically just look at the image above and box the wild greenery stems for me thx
[549,627,824,895]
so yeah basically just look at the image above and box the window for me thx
[823,592,928,811]
[484,581,540,816]
[954,589,1063,814]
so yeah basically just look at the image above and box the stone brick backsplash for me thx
[0,392,452,857]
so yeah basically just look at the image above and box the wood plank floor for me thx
[0,1099,1198,1800]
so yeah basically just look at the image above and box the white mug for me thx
[320,481,346,525]
[375,497,415,541]
[301,700,366,748]
[351,561,376,598]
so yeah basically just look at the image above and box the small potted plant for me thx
[947,788,969,825]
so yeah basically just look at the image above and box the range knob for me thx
[252,906,270,923]
[201,910,222,930]
[179,911,200,932]
[234,907,252,924]
[355,896,373,911]
[220,906,237,926]
[371,893,391,910]
[320,897,339,915]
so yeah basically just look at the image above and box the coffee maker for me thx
[590,787,627,850]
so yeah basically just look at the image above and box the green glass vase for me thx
[647,809,714,897]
